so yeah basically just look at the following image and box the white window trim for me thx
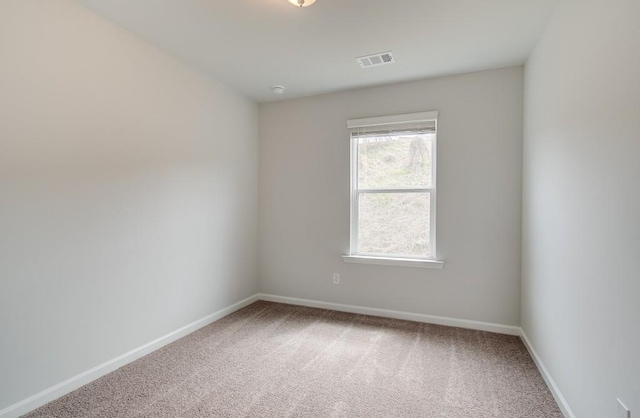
[345,111,444,268]
[342,255,444,269]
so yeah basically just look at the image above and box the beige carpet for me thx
[25,301,562,417]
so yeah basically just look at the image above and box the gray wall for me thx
[522,0,640,416]
[259,67,524,326]
[0,0,258,409]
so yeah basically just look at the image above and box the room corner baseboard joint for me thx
[519,330,576,418]
[0,294,260,418]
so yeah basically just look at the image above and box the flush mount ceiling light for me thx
[287,0,316,7]
[271,85,286,95]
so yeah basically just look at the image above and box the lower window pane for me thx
[358,192,430,257]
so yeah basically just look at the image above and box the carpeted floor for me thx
[25,301,562,417]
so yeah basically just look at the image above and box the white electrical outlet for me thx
[332,273,340,284]
[617,398,630,418]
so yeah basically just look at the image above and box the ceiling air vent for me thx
[356,51,395,69]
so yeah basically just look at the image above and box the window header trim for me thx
[347,111,438,129]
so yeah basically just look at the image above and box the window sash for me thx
[357,187,434,194]
[355,190,433,259]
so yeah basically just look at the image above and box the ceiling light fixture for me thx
[271,85,286,95]
[287,0,316,7]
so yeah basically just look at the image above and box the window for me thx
[343,111,443,268]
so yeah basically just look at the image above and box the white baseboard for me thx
[2,293,572,418]
[257,293,521,336]
[0,294,259,418]
[520,329,575,418]
[259,294,573,415]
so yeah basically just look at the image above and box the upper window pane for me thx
[357,133,433,189]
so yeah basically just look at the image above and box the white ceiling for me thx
[76,0,559,102]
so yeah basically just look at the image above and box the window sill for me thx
[342,255,444,269]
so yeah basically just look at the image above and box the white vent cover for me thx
[356,51,395,68]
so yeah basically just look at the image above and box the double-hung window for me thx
[344,111,443,268]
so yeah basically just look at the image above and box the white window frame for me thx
[343,111,444,269]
